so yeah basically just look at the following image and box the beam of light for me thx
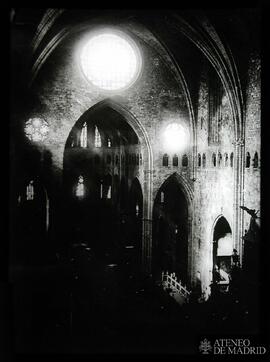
[80,32,141,91]
[217,233,233,256]
[163,123,189,152]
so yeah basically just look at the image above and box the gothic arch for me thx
[211,214,232,242]
[29,12,196,180]
[211,214,233,289]
[153,172,194,209]
[15,177,50,265]
[153,172,193,284]
[63,99,153,271]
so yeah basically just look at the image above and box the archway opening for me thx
[212,216,232,287]
[122,178,143,275]
[152,175,189,285]
[63,104,143,268]
[15,179,48,265]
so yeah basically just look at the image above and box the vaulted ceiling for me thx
[10,8,261,140]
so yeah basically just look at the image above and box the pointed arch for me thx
[212,215,232,242]
[211,215,233,289]
[129,177,143,217]
[65,98,153,171]
[202,153,206,168]
[163,153,169,166]
[153,172,193,285]
[173,154,178,167]
[245,151,250,168]
[154,172,194,208]
[253,151,258,168]
[198,153,201,167]
[16,177,50,264]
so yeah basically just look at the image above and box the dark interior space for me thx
[7,7,267,360]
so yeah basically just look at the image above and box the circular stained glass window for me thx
[163,123,189,152]
[24,117,49,142]
[80,31,142,91]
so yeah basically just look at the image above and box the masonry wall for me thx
[243,52,261,232]
[11,22,261,295]
[27,27,191,194]
[193,62,236,298]
[12,24,193,269]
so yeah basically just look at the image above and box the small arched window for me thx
[132,153,136,165]
[135,203,139,217]
[102,175,112,199]
[100,180,103,199]
[200,117,204,130]
[76,176,85,198]
[198,153,201,167]
[202,153,206,168]
[212,153,216,167]
[253,152,258,168]
[107,138,111,148]
[218,152,222,167]
[230,152,234,167]
[163,154,169,167]
[246,152,250,168]
[94,125,101,148]
[182,154,188,167]
[173,154,178,167]
[224,153,228,167]
[136,154,139,165]
[107,186,112,199]
[26,180,34,200]
[161,191,165,204]
[139,153,142,165]
[80,122,87,148]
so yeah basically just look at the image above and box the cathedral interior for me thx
[7,7,266,358]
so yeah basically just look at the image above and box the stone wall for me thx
[243,52,261,232]
[192,62,237,298]
[11,22,261,296]
[28,27,191,196]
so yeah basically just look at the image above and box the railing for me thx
[161,271,191,305]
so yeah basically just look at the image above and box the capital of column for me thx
[233,137,245,147]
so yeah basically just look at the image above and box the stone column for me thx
[233,137,245,265]
[141,219,152,274]
[141,168,154,274]
[187,213,194,287]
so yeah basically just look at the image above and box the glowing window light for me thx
[80,122,87,148]
[24,118,49,142]
[80,32,141,91]
[135,203,139,216]
[107,186,112,199]
[26,180,34,200]
[76,176,85,197]
[100,181,103,199]
[95,126,101,147]
[163,123,189,153]
[161,191,165,204]
[217,233,233,256]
